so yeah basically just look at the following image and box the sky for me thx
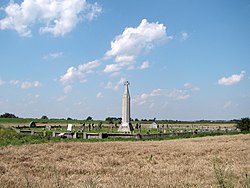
[0,0,250,121]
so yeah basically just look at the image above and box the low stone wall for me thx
[15,129,46,136]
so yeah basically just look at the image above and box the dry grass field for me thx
[0,134,249,188]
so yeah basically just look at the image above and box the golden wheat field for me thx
[0,134,249,188]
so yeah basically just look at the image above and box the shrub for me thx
[236,117,250,132]
[0,113,18,118]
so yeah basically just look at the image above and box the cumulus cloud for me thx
[104,19,172,73]
[57,95,67,102]
[0,0,102,37]
[34,94,40,99]
[138,61,150,70]
[223,101,232,109]
[0,80,6,86]
[60,60,100,84]
[133,89,163,105]
[218,71,245,86]
[21,81,42,89]
[43,52,63,60]
[133,88,190,107]
[105,78,126,91]
[103,64,121,73]
[180,32,188,41]
[63,85,72,94]
[1,79,42,89]
[85,2,102,21]
[96,92,103,98]
[168,89,190,100]
[9,80,20,85]
[184,83,200,91]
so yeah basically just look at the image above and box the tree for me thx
[86,116,93,121]
[41,115,48,120]
[236,117,250,132]
[0,113,18,118]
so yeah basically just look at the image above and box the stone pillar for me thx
[99,133,103,139]
[83,132,87,139]
[118,81,133,132]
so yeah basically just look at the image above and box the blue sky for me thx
[0,0,249,120]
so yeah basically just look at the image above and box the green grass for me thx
[0,118,105,124]
[0,127,248,147]
[0,128,62,147]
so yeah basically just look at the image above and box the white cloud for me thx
[223,100,238,110]
[218,71,245,86]
[79,79,87,84]
[74,101,82,105]
[43,52,63,60]
[184,83,200,91]
[133,88,190,106]
[64,85,72,94]
[104,19,172,73]
[9,80,20,85]
[60,60,100,84]
[138,61,150,70]
[96,92,103,98]
[21,81,42,89]
[57,95,67,102]
[1,79,42,89]
[223,101,232,109]
[109,71,121,77]
[104,64,121,73]
[34,94,40,99]
[105,78,126,91]
[133,89,163,105]
[85,2,102,21]
[0,0,102,37]
[168,89,190,100]
[180,32,188,41]
[0,80,6,86]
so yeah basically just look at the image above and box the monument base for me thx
[118,122,133,132]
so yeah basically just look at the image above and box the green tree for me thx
[236,117,250,132]
[41,115,48,120]
[86,116,93,121]
[0,113,18,118]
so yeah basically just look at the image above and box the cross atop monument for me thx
[124,81,129,86]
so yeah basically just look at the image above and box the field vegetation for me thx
[0,116,237,126]
[0,126,246,147]
[0,134,249,187]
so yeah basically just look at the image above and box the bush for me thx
[41,115,48,120]
[236,117,250,132]
[0,113,18,118]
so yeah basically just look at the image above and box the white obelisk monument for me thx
[118,81,133,132]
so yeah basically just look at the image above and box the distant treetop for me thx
[0,113,18,118]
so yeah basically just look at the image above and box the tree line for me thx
[1,112,249,132]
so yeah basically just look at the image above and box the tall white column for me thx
[118,81,133,132]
